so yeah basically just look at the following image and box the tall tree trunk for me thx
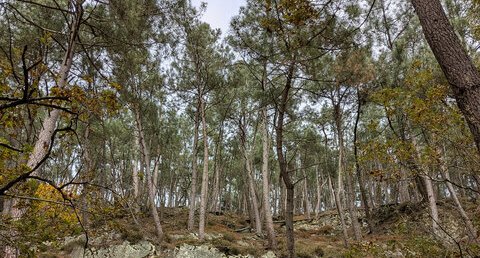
[153,152,161,198]
[187,98,201,231]
[261,108,277,249]
[198,98,209,241]
[279,176,286,217]
[332,173,349,247]
[315,164,323,217]
[423,173,440,236]
[275,62,296,258]
[345,167,361,241]
[353,91,374,233]
[412,0,480,153]
[135,108,163,241]
[245,155,262,234]
[80,124,93,228]
[210,161,220,212]
[239,117,262,235]
[334,104,361,242]
[210,126,223,213]
[398,168,410,203]
[132,138,140,213]
[302,163,311,220]
[328,174,336,210]
[437,145,477,241]
[3,2,82,256]
[411,136,441,236]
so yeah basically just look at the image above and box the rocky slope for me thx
[38,199,480,257]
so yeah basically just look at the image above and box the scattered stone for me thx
[384,249,404,258]
[261,251,277,258]
[172,244,225,258]
[170,244,274,258]
[235,240,249,247]
[70,240,155,258]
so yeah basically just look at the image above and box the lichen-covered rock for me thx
[170,244,275,258]
[70,240,155,258]
[384,249,404,258]
[261,251,277,258]
[172,244,226,258]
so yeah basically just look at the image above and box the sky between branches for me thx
[191,0,246,36]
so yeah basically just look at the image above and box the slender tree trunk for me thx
[132,159,139,199]
[353,92,374,233]
[332,174,349,247]
[3,3,82,256]
[412,138,441,237]
[398,168,410,203]
[80,124,93,228]
[198,98,209,241]
[261,108,277,249]
[302,164,311,220]
[275,62,296,258]
[328,174,336,210]
[239,117,262,235]
[279,177,286,217]
[210,162,220,212]
[423,173,440,235]
[345,167,361,241]
[437,145,477,241]
[135,108,163,241]
[153,153,161,197]
[246,156,262,234]
[412,0,480,153]
[132,138,140,213]
[334,104,361,242]
[187,98,201,231]
[315,164,323,217]
[210,127,223,213]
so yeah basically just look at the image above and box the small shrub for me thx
[296,241,324,258]
[223,232,238,242]
[117,224,144,243]
[211,238,240,255]
[317,225,334,235]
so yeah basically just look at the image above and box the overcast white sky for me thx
[191,0,246,35]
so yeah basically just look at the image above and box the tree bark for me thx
[412,0,480,153]
[245,150,262,235]
[134,108,163,241]
[315,164,323,218]
[198,97,209,241]
[210,126,223,213]
[353,91,374,233]
[331,172,349,247]
[239,116,262,235]
[261,107,277,249]
[187,97,201,231]
[423,173,440,235]
[334,104,361,242]
[132,137,140,213]
[3,2,82,256]
[275,62,296,258]
[436,145,477,241]
[302,161,311,220]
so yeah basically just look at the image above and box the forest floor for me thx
[40,198,480,257]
